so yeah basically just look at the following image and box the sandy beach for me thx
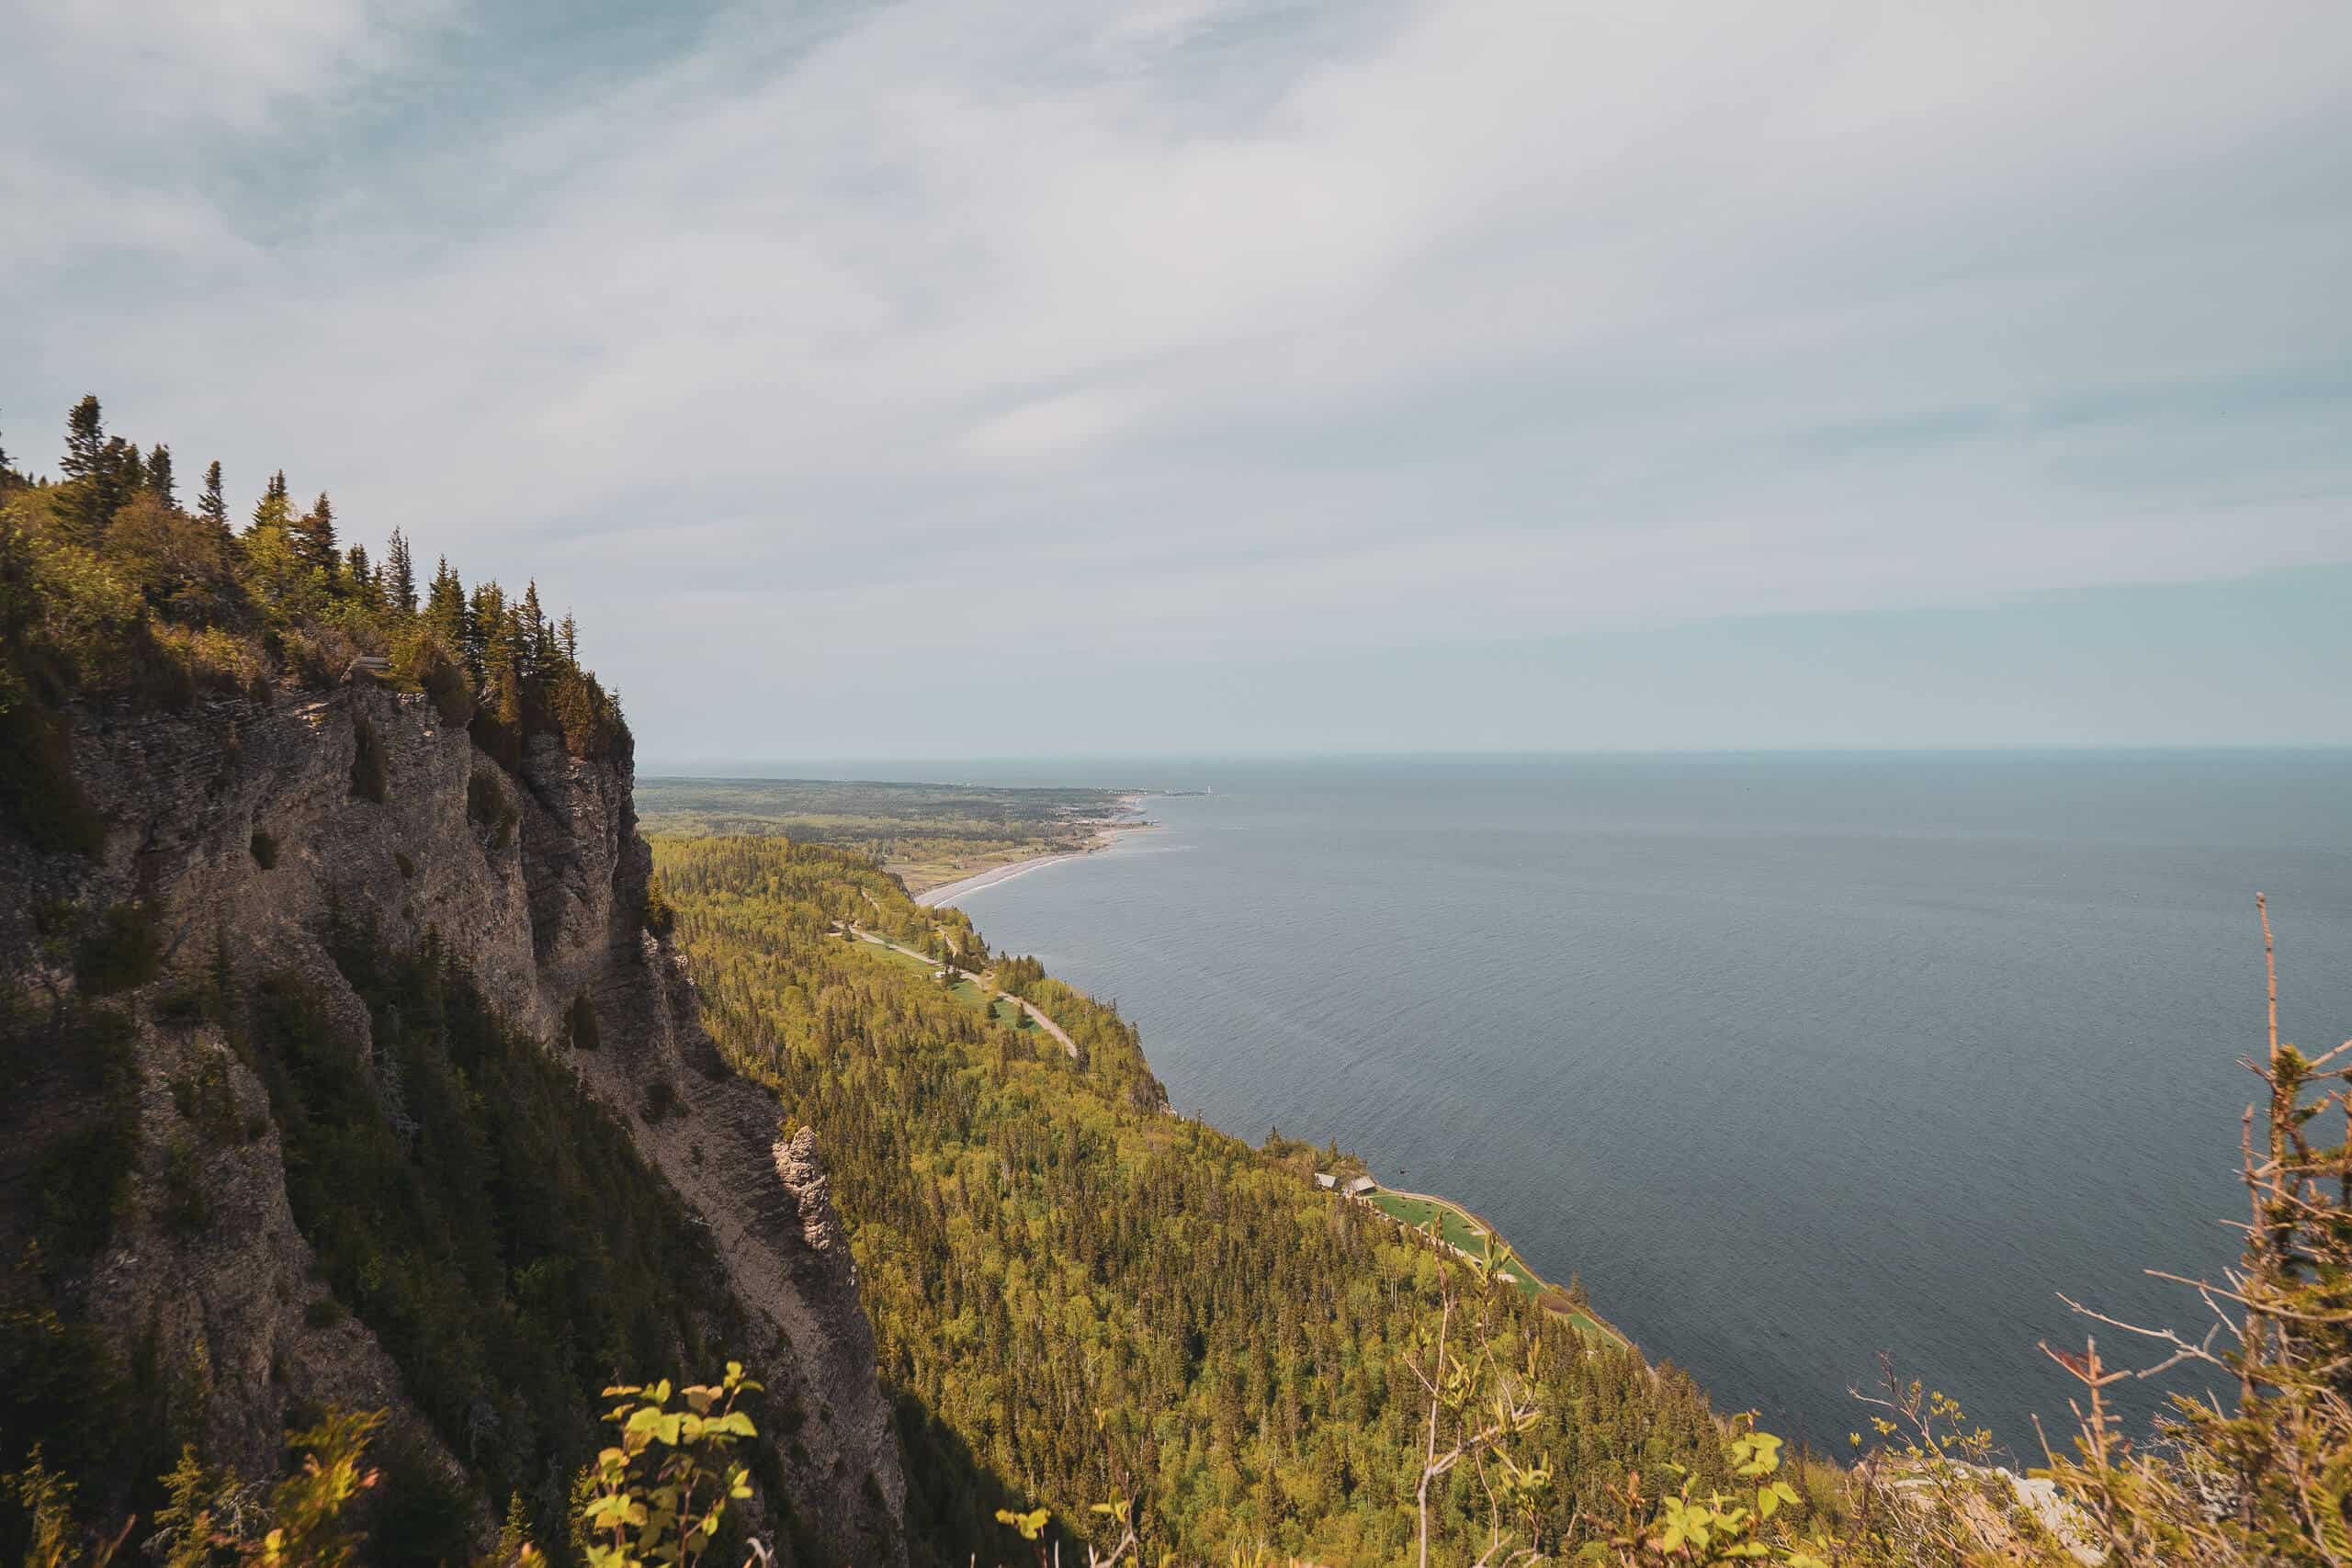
[912,792,1149,907]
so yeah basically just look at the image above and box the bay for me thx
[899,750,2352,1454]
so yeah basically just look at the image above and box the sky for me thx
[6,1,2350,761]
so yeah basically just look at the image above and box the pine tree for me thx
[145,444,176,510]
[384,526,418,615]
[198,462,230,536]
[295,491,339,577]
[559,612,580,664]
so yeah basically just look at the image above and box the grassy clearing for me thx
[1364,1190,1626,1348]
[854,935,1033,1029]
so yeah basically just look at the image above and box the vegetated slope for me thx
[652,835,1733,1565]
[0,400,903,1564]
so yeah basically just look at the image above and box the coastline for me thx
[907,791,1151,905]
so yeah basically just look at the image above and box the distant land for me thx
[634,774,1150,894]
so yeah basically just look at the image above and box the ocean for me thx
[863,750,2352,1455]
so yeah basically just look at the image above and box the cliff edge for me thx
[0,679,905,1561]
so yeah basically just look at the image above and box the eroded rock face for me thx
[0,683,905,1561]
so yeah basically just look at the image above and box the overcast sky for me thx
[7,1,2349,761]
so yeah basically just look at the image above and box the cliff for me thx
[0,678,906,1562]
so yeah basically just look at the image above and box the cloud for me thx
[5,0,2349,752]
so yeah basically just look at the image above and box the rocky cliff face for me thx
[0,681,905,1560]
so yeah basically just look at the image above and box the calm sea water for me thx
[892,751,2352,1454]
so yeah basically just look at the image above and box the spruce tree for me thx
[145,444,176,509]
[198,462,230,535]
[296,491,339,576]
[251,470,292,535]
[58,395,115,542]
[424,557,468,651]
[384,526,418,615]
[517,581,548,679]
[61,395,104,485]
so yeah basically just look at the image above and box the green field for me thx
[1364,1190,1625,1348]
[855,936,1034,1030]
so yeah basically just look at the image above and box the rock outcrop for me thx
[0,681,905,1560]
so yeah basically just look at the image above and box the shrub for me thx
[579,1366,762,1568]
[467,768,516,850]
[0,697,103,856]
[150,622,268,696]
[74,899,160,997]
[303,1297,346,1330]
[394,851,415,879]
[348,716,387,804]
[168,1054,246,1145]
[250,829,277,868]
[158,1137,212,1235]
[639,1077,679,1123]
[393,629,473,727]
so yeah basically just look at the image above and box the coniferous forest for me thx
[650,835,1728,1564]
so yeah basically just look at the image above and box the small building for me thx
[1344,1176,1378,1198]
[1314,1172,1337,1190]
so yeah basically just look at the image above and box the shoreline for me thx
[908,792,1151,906]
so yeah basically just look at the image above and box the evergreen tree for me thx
[517,581,548,680]
[384,526,418,615]
[198,461,230,536]
[105,437,141,500]
[61,394,104,485]
[295,491,339,577]
[145,444,176,510]
[559,612,580,664]
[58,394,116,542]
[424,557,468,651]
[466,581,507,688]
[251,470,292,536]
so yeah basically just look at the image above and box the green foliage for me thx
[73,900,162,997]
[578,1365,761,1568]
[1600,1428,1826,1567]
[469,768,517,850]
[156,1137,213,1235]
[0,395,627,863]
[167,1053,247,1146]
[654,835,1724,1565]
[639,876,675,939]
[236,926,752,1559]
[249,831,277,869]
